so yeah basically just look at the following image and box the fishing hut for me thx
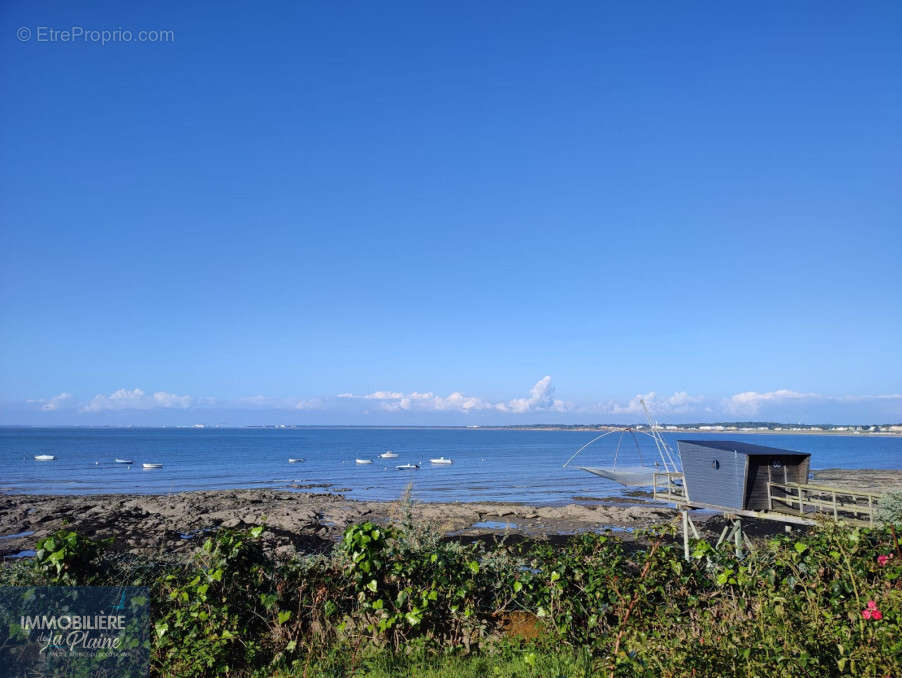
[653,440,883,560]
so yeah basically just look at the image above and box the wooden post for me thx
[688,513,701,539]
[832,491,838,520]
[733,519,742,558]
[868,496,873,526]
[716,524,730,548]
[798,485,803,515]
[682,510,690,562]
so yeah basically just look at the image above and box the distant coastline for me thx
[473,425,902,437]
[2,423,901,435]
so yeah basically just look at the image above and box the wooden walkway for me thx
[652,473,881,526]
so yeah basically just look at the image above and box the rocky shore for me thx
[2,468,898,561]
[0,489,676,559]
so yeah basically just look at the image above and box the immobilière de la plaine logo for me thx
[0,586,149,677]
[21,607,128,653]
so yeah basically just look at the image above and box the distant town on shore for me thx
[236,422,902,434]
[483,422,902,435]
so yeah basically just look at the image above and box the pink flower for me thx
[877,554,894,566]
[862,600,883,621]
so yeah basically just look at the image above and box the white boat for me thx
[380,451,398,459]
[288,458,304,463]
[429,457,453,465]
[396,463,419,470]
[355,458,373,464]
[34,455,55,461]
[142,463,163,469]
[114,458,133,464]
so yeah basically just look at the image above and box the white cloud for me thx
[497,376,569,413]
[295,398,323,410]
[337,376,572,414]
[601,391,705,416]
[725,389,902,415]
[27,392,73,411]
[152,391,192,408]
[24,383,902,421]
[725,389,817,415]
[81,388,193,412]
[234,395,307,409]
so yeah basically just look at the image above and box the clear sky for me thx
[1,1,900,426]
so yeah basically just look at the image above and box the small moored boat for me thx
[142,463,163,469]
[355,458,373,464]
[396,463,419,470]
[380,450,398,458]
[430,457,453,465]
[34,455,55,461]
[288,458,304,463]
[114,458,133,464]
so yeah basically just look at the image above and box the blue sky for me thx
[1,1,900,425]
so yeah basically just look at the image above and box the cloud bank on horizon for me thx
[14,377,902,424]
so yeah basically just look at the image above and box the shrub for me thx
[6,517,901,676]
[33,529,109,585]
[876,490,902,526]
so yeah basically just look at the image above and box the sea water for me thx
[1,427,900,504]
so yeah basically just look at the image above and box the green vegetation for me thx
[2,515,899,677]
[876,491,902,526]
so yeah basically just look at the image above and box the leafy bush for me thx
[33,529,110,585]
[876,490,902,526]
[5,516,901,676]
[153,526,276,677]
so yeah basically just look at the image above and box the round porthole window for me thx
[712,459,720,470]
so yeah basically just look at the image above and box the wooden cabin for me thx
[677,440,811,511]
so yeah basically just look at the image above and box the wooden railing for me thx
[767,481,880,525]
[653,472,687,503]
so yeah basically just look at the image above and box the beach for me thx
[3,467,899,560]
[0,489,676,559]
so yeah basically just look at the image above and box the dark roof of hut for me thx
[677,440,808,456]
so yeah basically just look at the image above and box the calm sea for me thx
[1,428,900,504]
